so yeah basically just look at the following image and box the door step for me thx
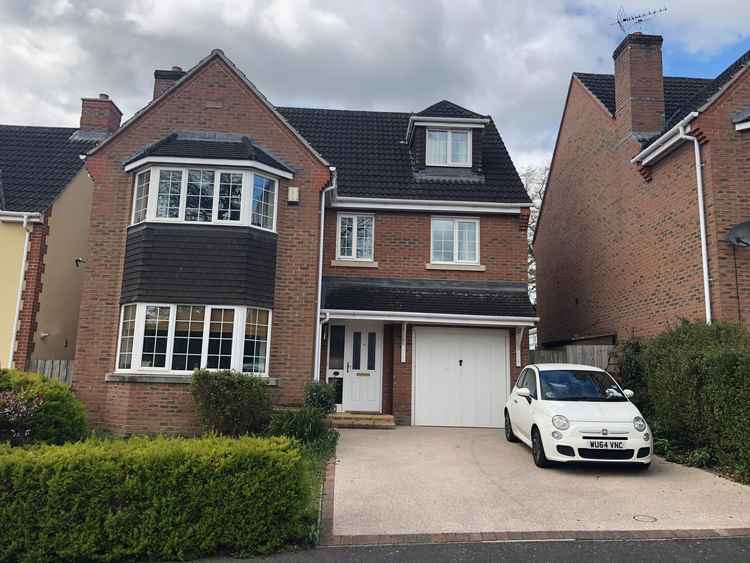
[329,413,396,429]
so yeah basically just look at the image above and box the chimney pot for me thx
[98,93,109,100]
[171,66,183,72]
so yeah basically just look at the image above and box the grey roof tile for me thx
[0,125,96,212]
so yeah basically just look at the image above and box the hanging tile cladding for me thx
[121,223,276,307]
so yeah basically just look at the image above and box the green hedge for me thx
[0,369,87,445]
[268,407,337,445]
[619,321,750,479]
[303,382,337,414]
[0,435,310,562]
[191,369,272,436]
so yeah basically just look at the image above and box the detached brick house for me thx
[0,96,119,370]
[73,50,535,434]
[535,33,750,347]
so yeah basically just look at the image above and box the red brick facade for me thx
[535,36,750,346]
[73,55,330,433]
[12,219,49,371]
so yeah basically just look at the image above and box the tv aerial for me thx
[613,6,668,34]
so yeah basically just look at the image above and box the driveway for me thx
[332,427,750,537]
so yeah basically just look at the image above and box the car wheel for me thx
[531,427,551,468]
[504,411,519,442]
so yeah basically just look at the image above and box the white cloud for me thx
[0,0,747,169]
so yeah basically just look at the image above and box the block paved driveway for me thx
[332,427,750,537]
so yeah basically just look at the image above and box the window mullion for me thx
[453,220,459,262]
[166,305,176,370]
[211,170,220,223]
[179,167,188,220]
[352,215,359,259]
[232,307,246,372]
[132,304,145,370]
[200,306,210,369]
[241,172,250,225]
[146,167,159,220]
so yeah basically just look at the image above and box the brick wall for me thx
[392,325,413,424]
[324,210,528,282]
[13,218,49,370]
[535,66,750,346]
[74,55,330,433]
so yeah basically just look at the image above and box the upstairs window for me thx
[130,166,277,231]
[431,217,479,264]
[426,129,471,167]
[336,214,374,261]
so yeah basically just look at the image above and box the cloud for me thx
[0,0,748,170]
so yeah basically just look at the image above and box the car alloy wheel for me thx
[532,428,551,468]
[505,411,519,442]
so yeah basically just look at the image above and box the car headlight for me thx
[633,416,647,432]
[552,415,570,430]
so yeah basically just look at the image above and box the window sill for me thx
[105,372,279,385]
[425,263,486,271]
[331,259,379,268]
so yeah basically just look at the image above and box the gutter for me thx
[312,167,338,382]
[631,112,699,166]
[676,125,712,325]
[7,212,40,367]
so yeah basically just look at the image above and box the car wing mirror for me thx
[623,389,634,399]
[516,387,531,398]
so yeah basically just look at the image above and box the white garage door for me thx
[413,327,509,428]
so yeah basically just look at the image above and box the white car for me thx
[504,363,652,469]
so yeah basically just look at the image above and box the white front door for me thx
[413,326,509,428]
[328,322,383,412]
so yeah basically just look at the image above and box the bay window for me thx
[426,128,471,167]
[431,217,480,264]
[130,166,277,231]
[116,303,272,376]
[336,213,374,261]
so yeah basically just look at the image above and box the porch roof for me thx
[322,277,536,322]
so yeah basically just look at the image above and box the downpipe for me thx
[313,167,337,382]
[677,126,712,324]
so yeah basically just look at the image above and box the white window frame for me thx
[336,213,375,261]
[425,128,472,167]
[130,166,278,233]
[430,217,480,265]
[115,303,272,377]
[131,170,152,224]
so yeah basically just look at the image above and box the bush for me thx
[616,339,651,415]
[303,382,337,414]
[0,369,87,445]
[268,407,336,445]
[641,321,750,447]
[191,369,272,436]
[0,435,310,562]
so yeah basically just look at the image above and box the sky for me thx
[1,0,749,170]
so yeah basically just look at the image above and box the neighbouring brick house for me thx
[73,50,535,434]
[0,96,118,371]
[535,33,750,347]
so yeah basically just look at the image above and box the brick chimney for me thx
[80,93,122,134]
[153,66,186,99]
[613,33,665,135]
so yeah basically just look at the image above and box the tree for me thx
[519,164,549,304]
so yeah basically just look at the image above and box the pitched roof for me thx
[415,100,485,119]
[323,277,535,317]
[573,72,713,121]
[124,132,293,174]
[0,125,97,212]
[277,106,529,203]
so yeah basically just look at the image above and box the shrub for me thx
[303,382,337,414]
[0,391,43,446]
[191,369,272,436]
[0,435,310,562]
[640,320,750,447]
[268,407,336,445]
[0,369,87,445]
[616,339,651,415]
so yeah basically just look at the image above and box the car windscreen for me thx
[539,370,626,402]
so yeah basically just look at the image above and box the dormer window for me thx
[426,129,471,167]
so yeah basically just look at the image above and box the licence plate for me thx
[589,440,625,449]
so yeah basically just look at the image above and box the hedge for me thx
[268,406,337,445]
[0,435,310,562]
[0,369,87,445]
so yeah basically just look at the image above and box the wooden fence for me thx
[529,344,615,370]
[27,359,74,385]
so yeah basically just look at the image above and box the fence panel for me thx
[530,345,614,370]
[27,359,74,385]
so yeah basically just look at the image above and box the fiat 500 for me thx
[504,364,652,468]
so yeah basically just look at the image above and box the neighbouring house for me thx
[534,33,750,347]
[0,95,119,371]
[72,50,535,434]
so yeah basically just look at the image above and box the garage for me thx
[412,326,510,428]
